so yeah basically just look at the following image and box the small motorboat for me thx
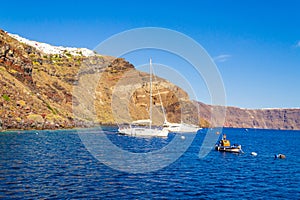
[215,134,243,153]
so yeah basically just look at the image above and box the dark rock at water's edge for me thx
[0,29,300,131]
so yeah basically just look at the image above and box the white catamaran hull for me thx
[118,127,168,137]
[163,122,201,133]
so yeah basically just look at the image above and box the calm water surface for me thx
[0,128,299,199]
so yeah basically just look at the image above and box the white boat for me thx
[118,120,169,137]
[163,121,200,133]
[118,59,169,137]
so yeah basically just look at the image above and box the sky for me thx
[1,0,299,109]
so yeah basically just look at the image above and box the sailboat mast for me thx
[149,58,152,129]
[152,66,167,123]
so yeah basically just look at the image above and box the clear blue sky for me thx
[1,0,299,109]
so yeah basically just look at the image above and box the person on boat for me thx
[220,134,230,147]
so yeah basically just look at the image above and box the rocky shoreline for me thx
[0,122,119,132]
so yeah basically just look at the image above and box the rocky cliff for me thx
[197,102,300,130]
[0,29,299,130]
[0,29,200,130]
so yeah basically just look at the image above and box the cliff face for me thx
[197,102,300,130]
[74,56,198,126]
[0,29,94,129]
[224,107,300,130]
[0,29,299,130]
[0,30,197,130]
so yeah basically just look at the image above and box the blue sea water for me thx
[0,128,299,199]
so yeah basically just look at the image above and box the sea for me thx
[0,127,299,199]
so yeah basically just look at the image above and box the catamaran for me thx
[117,59,169,137]
[151,68,200,133]
[162,121,200,133]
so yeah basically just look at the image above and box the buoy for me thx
[251,152,258,156]
[181,135,185,140]
[36,132,39,135]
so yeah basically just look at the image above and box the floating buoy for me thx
[181,135,185,140]
[251,152,258,156]
[36,132,39,135]
[275,154,286,159]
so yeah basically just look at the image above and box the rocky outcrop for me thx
[0,30,33,84]
[77,57,197,126]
